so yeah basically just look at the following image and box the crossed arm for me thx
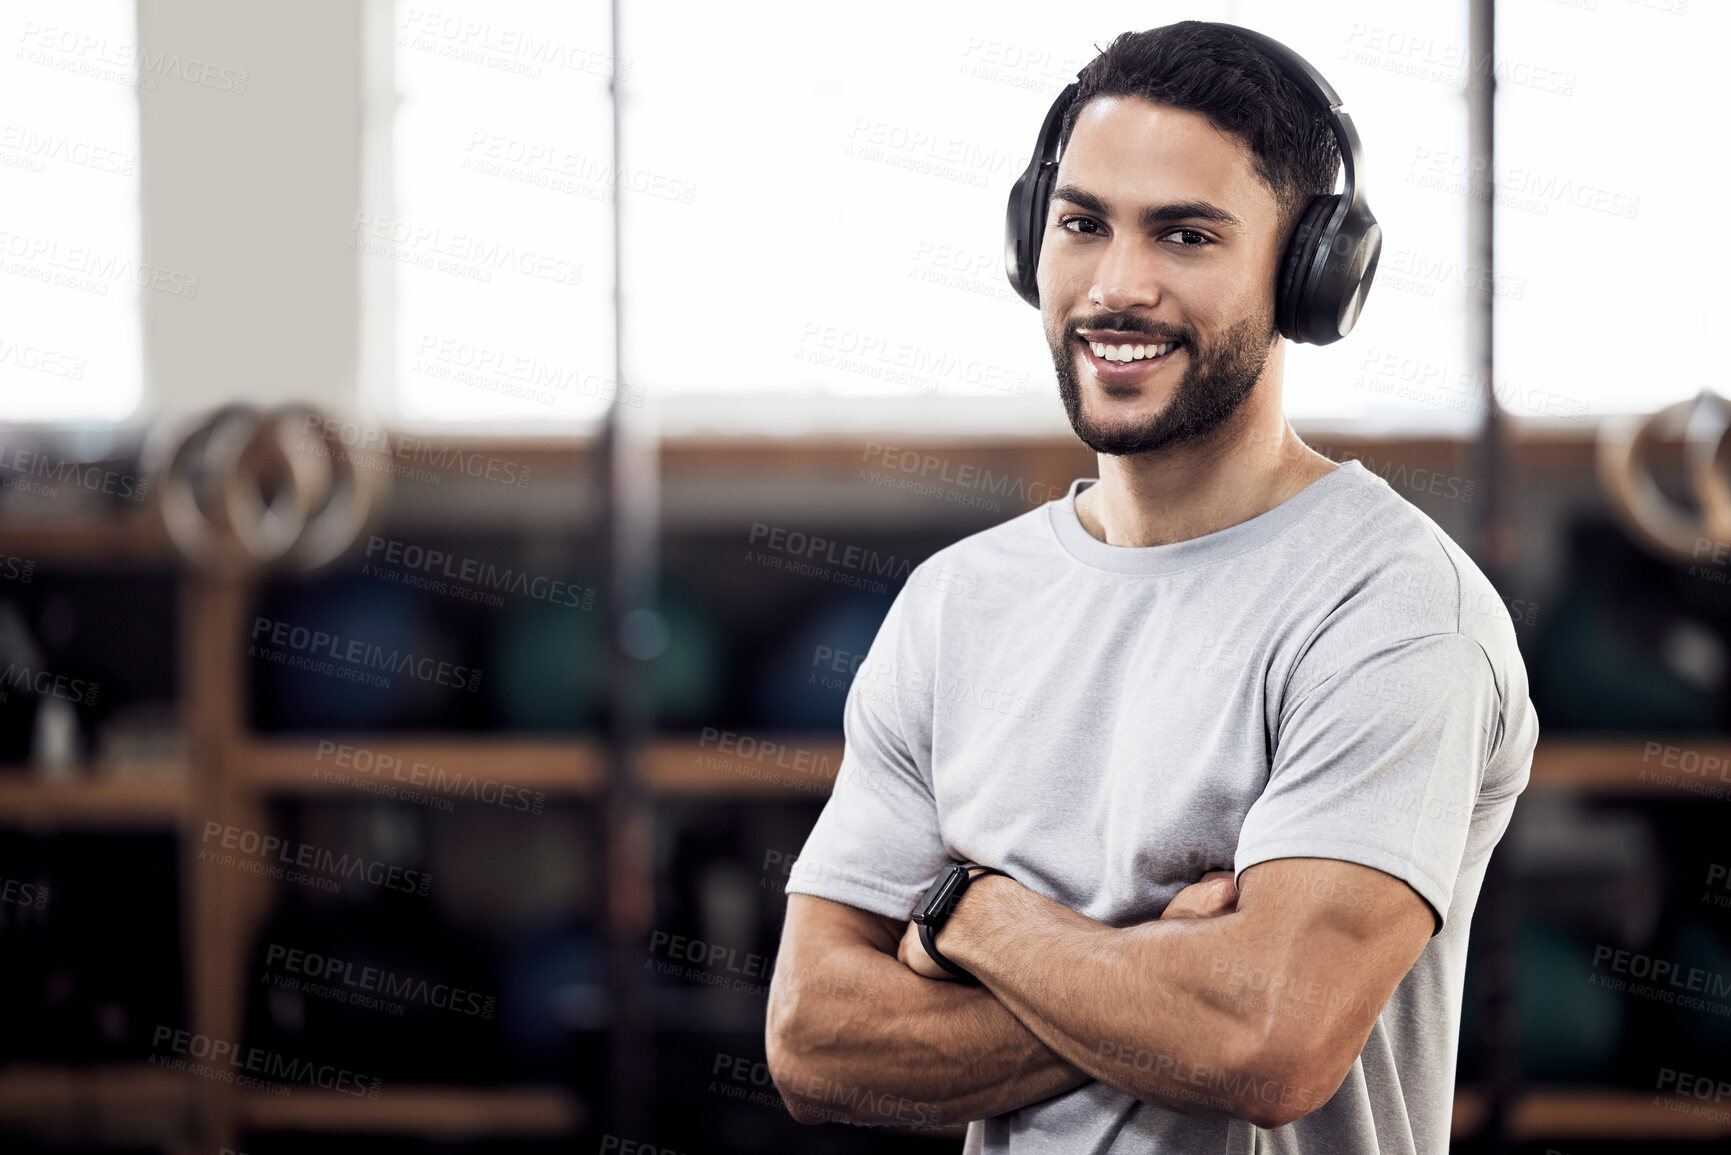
[765,856,1434,1131]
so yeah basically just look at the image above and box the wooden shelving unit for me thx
[0,508,610,1151]
[0,489,847,1148]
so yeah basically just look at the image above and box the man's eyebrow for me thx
[1051,184,1246,233]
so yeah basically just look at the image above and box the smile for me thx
[1076,335,1182,384]
[1089,340,1176,362]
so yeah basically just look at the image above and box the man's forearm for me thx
[767,907,1090,1126]
[938,877,1332,1126]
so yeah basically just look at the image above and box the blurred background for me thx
[0,0,1726,1152]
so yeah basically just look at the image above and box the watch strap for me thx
[915,863,1006,983]
[919,918,980,983]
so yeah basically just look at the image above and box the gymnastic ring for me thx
[266,403,391,571]
[150,403,390,573]
[1596,390,1731,565]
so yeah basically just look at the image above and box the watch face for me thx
[912,865,969,926]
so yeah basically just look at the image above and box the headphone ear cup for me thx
[1276,196,1334,342]
[1310,205,1382,344]
[1005,161,1057,308]
[1026,163,1059,303]
[1004,170,1038,308]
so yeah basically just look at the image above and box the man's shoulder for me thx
[902,490,1066,594]
[1302,463,1525,680]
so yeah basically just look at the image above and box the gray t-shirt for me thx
[784,459,1539,1154]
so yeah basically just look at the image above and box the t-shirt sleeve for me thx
[1234,628,1504,935]
[784,589,952,921]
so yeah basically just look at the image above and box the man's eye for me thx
[1058,216,1102,235]
[1167,229,1210,246]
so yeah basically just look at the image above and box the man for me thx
[765,21,1537,1154]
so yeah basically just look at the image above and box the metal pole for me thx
[600,0,658,1135]
[1465,0,1520,1149]
[1468,0,1512,575]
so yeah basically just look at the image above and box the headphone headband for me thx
[1216,24,1366,216]
[1003,22,1381,345]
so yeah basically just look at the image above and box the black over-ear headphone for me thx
[1003,22,1381,346]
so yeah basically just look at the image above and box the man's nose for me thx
[1088,237,1163,312]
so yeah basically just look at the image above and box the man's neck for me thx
[1073,408,1337,549]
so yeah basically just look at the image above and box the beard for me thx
[1049,307,1278,457]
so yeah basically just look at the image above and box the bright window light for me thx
[620,0,1472,435]
[0,0,142,422]
[1497,0,1728,420]
[398,0,1706,438]
[386,0,618,429]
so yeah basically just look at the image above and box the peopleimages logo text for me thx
[249,616,482,693]
[265,943,495,1018]
[201,822,431,896]
[150,1026,378,1096]
[747,524,911,581]
[363,537,594,609]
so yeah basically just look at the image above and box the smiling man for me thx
[766,21,1537,1154]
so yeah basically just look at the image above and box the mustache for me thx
[1065,313,1190,345]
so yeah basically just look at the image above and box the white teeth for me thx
[1088,340,1173,363]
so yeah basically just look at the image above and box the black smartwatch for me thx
[910,861,1007,983]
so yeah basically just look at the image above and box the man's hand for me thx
[1160,870,1239,920]
[897,917,959,981]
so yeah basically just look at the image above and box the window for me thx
[617,0,1474,434]
[395,0,1709,436]
[1496,0,1725,420]
[378,0,618,430]
[0,0,142,422]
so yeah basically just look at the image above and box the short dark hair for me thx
[1057,22,1341,240]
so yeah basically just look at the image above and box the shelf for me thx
[1453,1087,1731,1140]
[0,1066,581,1139]
[644,733,844,796]
[238,736,606,797]
[2,1068,1718,1144]
[636,733,1728,800]
[0,736,1695,818]
[237,1083,584,1135]
[0,515,173,564]
[0,1063,188,1136]
[235,734,850,799]
[239,733,1703,802]
[0,765,190,825]
[1529,738,1731,795]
